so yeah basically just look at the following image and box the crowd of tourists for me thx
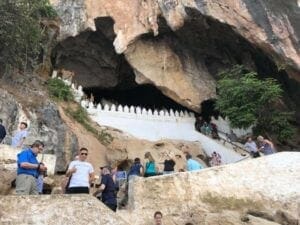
[1,119,276,219]
[195,116,276,158]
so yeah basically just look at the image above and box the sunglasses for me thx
[80,153,88,156]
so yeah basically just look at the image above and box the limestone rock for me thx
[0,167,15,195]
[120,152,300,225]
[51,0,299,80]
[0,83,78,172]
[106,136,207,171]
[49,0,299,114]
[0,195,129,225]
[125,38,216,111]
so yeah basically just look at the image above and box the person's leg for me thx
[16,174,32,195]
[29,176,39,195]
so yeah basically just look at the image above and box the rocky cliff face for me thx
[0,195,129,225]
[0,76,78,172]
[50,0,300,112]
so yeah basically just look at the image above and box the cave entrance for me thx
[84,84,190,112]
[200,99,219,122]
[51,17,192,113]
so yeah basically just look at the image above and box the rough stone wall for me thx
[0,84,78,172]
[123,152,300,225]
[57,0,299,78]
[50,0,300,113]
[0,195,129,225]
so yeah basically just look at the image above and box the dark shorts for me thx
[66,186,89,194]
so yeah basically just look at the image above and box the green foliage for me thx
[216,65,295,141]
[37,0,57,18]
[47,78,73,101]
[254,111,296,143]
[66,106,113,146]
[0,0,57,70]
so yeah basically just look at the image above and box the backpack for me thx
[145,161,156,176]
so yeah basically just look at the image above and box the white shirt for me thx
[68,160,94,187]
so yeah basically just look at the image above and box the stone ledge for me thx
[0,195,129,225]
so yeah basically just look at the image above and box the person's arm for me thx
[139,165,144,176]
[66,162,76,177]
[89,172,95,184]
[20,162,39,169]
[186,160,190,171]
[93,176,106,196]
[17,137,26,148]
[265,140,274,149]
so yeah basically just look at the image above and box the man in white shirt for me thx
[66,147,95,194]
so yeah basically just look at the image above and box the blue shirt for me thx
[187,159,203,171]
[11,129,28,147]
[17,148,39,177]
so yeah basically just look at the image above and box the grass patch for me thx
[66,106,113,145]
[201,192,263,212]
[47,78,73,101]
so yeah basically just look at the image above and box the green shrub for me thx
[38,1,57,18]
[47,78,73,101]
[216,65,295,141]
[66,106,113,145]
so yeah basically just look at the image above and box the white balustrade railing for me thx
[51,71,249,164]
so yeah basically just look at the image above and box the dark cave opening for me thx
[200,99,219,122]
[84,84,191,112]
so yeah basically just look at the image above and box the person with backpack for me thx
[144,152,158,177]
[128,158,144,180]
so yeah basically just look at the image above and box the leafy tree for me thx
[216,65,295,142]
[0,0,57,72]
